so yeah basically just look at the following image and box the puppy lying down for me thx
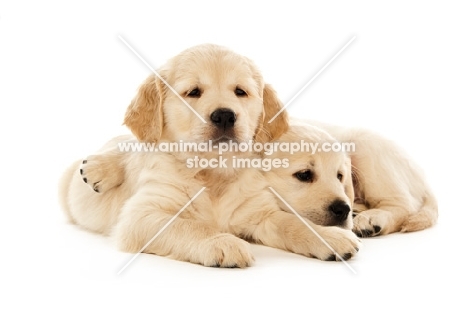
[59,44,360,267]
[58,43,437,267]
[269,119,437,237]
[59,121,437,267]
[59,125,361,267]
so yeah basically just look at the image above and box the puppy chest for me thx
[204,194,245,232]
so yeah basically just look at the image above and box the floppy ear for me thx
[255,84,289,143]
[124,74,165,142]
[345,158,356,205]
[345,177,355,206]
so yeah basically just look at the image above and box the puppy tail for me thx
[401,190,438,232]
[58,160,81,224]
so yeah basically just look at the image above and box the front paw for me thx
[310,226,361,261]
[199,234,254,268]
[79,155,122,193]
[353,209,389,237]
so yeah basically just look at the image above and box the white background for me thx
[1,1,467,309]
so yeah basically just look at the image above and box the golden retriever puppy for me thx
[264,124,355,231]
[291,119,438,237]
[59,44,360,267]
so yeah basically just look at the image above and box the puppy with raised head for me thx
[59,44,360,267]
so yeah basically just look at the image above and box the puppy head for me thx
[265,125,354,229]
[124,44,288,151]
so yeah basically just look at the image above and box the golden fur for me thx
[59,44,361,267]
[291,119,438,236]
[265,125,355,230]
[123,45,287,145]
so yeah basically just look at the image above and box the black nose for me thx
[328,200,351,222]
[210,108,236,130]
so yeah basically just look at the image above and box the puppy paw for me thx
[353,209,390,237]
[310,226,361,261]
[79,155,124,193]
[200,234,254,268]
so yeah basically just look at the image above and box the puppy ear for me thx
[345,178,355,206]
[345,159,356,204]
[124,74,165,142]
[255,84,289,143]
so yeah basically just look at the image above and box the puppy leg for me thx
[253,211,361,261]
[230,193,361,261]
[350,148,419,236]
[227,190,361,261]
[80,152,125,193]
[353,201,410,237]
[401,192,438,232]
[352,200,387,237]
[113,185,254,268]
[77,135,133,193]
[347,130,437,236]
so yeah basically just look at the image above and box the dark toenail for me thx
[342,253,352,261]
[325,254,336,261]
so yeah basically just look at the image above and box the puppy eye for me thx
[293,170,314,183]
[337,172,343,182]
[187,88,201,98]
[234,87,247,97]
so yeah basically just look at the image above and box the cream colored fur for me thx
[58,45,360,267]
[292,119,438,237]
